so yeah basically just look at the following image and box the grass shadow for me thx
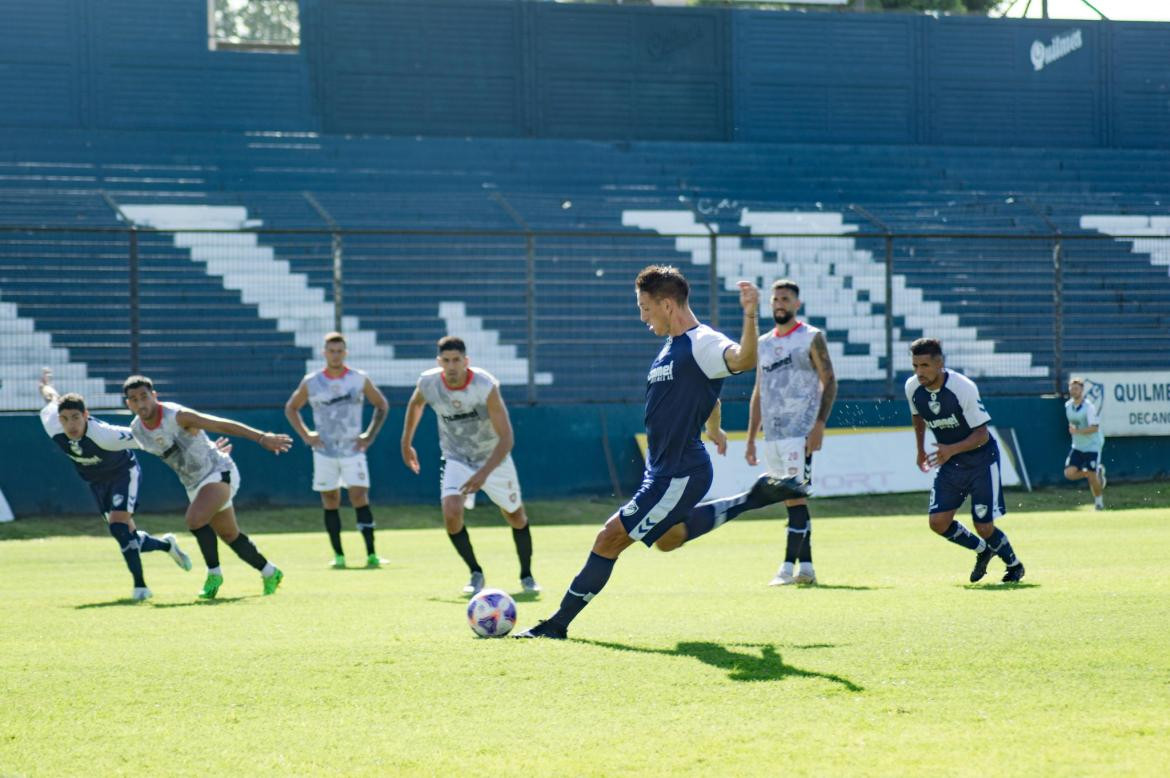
[73,598,148,609]
[578,639,863,690]
[961,581,1041,591]
[789,583,887,591]
[148,596,252,608]
[427,589,542,607]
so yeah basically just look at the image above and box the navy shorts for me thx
[929,452,1005,524]
[88,463,141,519]
[618,462,714,547]
[1065,448,1100,472]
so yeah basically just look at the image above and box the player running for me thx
[516,266,806,639]
[38,370,190,601]
[745,279,837,586]
[123,375,291,599]
[285,332,390,568]
[907,338,1024,584]
[401,336,540,596]
[1063,376,1107,511]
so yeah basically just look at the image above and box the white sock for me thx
[1094,496,1104,507]
[208,566,222,576]
[780,562,794,576]
[799,562,814,575]
[262,562,276,577]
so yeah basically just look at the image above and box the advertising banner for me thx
[1075,372,1170,437]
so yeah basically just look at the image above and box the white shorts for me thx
[186,462,241,513]
[762,436,813,484]
[441,455,523,513]
[312,452,370,491]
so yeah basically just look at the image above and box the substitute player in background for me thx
[745,279,837,586]
[124,375,291,599]
[39,370,190,600]
[516,266,806,639]
[285,332,390,568]
[1064,376,1107,510]
[907,339,1025,583]
[401,336,540,596]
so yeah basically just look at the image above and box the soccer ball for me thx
[467,588,517,638]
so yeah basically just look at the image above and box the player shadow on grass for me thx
[579,639,863,690]
[961,582,1040,591]
[426,590,542,606]
[792,583,886,591]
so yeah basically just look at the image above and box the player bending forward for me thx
[123,375,291,599]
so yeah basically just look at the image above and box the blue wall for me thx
[2,398,1164,517]
[2,0,1169,147]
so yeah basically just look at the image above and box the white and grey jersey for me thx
[305,367,367,458]
[131,401,233,491]
[417,367,500,468]
[758,322,824,440]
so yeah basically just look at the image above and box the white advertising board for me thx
[1075,372,1170,437]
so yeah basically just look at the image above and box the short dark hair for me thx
[324,331,346,346]
[437,335,466,354]
[909,338,943,358]
[635,265,689,304]
[772,279,800,297]
[57,392,87,413]
[122,375,154,396]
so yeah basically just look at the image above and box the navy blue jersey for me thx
[645,324,738,477]
[40,402,140,483]
[905,369,996,466]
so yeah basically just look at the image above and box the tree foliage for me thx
[213,0,300,46]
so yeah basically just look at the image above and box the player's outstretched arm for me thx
[175,409,292,454]
[356,378,390,452]
[807,331,838,454]
[460,386,514,494]
[39,368,59,405]
[284,380,321,449]
[722,281,760,374]
[400,387,427,474]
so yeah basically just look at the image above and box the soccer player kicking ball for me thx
[38,371,190,601]
[516,266,806,639]
[123,375,292,599]
[906,339,1024,584]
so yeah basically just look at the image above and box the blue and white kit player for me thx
[38,371,190,601]
[516,266,806,639]
[907,339,1025,584]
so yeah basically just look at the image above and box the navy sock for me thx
[227,532,268,572]
[683,492,752,543]
[986,527,1018,566]
[942,520,984,552]
[512,525,533,580]
[550,552,616,629]
[785,504,811,564]
[191,524,220,569]
[109,522,146,588]
[136,530,170,553]
[447,527,482,574]
[355,505,376,556]
[324,509,343,555]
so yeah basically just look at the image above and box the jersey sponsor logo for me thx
[762,354,793,373]
[322,393,353,406]
[441,409,481,423]
[647,361,674,384]
[68,454,104,466]
[927,414,961,430]
[620,500,639,517]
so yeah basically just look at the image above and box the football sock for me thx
[784,504,810,564]
[682,492,753,542]
[550,552,616,628]
[191,524,220,569]
[512,525,533,579]
[135,530,170,553]
[324,509,343,555]
[1094,496,1104,508]
[109,522,146,588]
[355,505,376,556]
[985,527,1018,567]
[447,527,482,574]
[942,520,985,552]
[227,532,268,572]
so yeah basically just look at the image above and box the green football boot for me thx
[330,554,346,569]
[366,554,386,568]
[262,567,284,595]
[198,572,224,600]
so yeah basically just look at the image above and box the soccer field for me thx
[2,485,1168,776]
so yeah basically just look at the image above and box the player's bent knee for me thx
[973,521,995,538]
[785,497,808,508]
[1063,467,1079,480]
[928,514,952,534]
[348,488,369,507]
[320,490,342,509]
[502,508,527,529]
[654,524,686,552]
[593,516,634,557]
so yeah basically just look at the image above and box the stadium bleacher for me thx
[1,128,1168,408]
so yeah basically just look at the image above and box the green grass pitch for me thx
[2,483,1168,776]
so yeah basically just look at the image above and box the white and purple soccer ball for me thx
[467,588,517,638]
